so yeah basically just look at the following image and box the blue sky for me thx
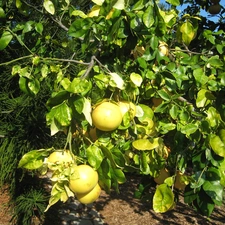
[160,0,223,22]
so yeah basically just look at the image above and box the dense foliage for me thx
[1,0,225,223]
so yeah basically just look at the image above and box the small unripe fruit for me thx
[208,4,221,15]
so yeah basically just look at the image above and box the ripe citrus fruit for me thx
[92,102,122,131]
[48,150,74,164]
[69,164,98,194]
[76,183,101,204]
[158,41,169,56]
[174,171,187,190]
[154,168,170,185]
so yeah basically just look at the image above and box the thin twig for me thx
[0,55,33,66]
[80,56,95,80]
[51,17,69,31]
[41,57,90,66]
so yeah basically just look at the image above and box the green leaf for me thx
[166,0,180,6]
[130,72,143,87]
[46,101,72,127]
[180,123,198,136]
[111,148,126,168]
[113,0,125,10]
[67,78,92,95]
[92,0,104,5]
[28,78,40,95]
[97,159,111,193]
[109,72,125,89]
[111,168,126,184]
[138,104,154,122]
[196,89,215,108]
[209,134,225,157]
[87,145,104,170]
[196,191,215,217]
[0,7,6,18]
[45,192,61,212]
[140,151,150,174]
[23,21,34,33]
[35,22,44,35]
[219,129,225,144]
[143,5,154,28]
[47,91,70,107]
[158,89,171,101]
[43,0,55,15]
[193,68,208,86]
[0,31,13,50]
[206,107,221,128]
[82,97,92,125]
[100,146,117,168]
[18,150,47,170]
[19,76,32,95]
[153,184,174,213]
[169,105,179,120]
[132,138,162,150]
[70,10,87,18]
[179,21,195,46]
[207,55,223,68]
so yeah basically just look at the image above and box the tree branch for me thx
[0,55,33,67]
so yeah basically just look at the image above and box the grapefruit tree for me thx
[0,0,225,222]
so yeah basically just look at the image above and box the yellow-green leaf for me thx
[0,31,13,50]
[132,138,162,150]
[179,21,195,46]
[43,0,55,15]
[209,134,225,157]
[153,184,174,213]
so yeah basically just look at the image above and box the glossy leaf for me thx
[0,31,13,50]
[43,0,55,15]
[18,149,48,170]
[143,5,154,28]
[87,145,104,170]
[130,72,143,87]
[153,184,174,213]
[132,138,162,150]
[82,97,92,125]
[179,21,195,46]
[209,134,225,157]
[46,101,72,127]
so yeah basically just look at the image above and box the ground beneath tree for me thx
[1,175,225,225]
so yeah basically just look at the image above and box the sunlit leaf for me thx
[196,89,215,108]
[70,10,87,18]
[132,138,162,150]
[143,5,154,28]
[43,0,55,15]
[209,134,225,157]
[179,21,195,46]
[82,97,92,125]
[130,72,143,87]
[109,72,125,90]
[18,150,47,170]
[87,145,104,170]
[153,184,174,213]
[35,22,44,35]
[0,31,13,50]
[46,101,72,127]
[92,0,104,5]
[113,0,125,10]
[166,0,180,6]
[88,5,101,17]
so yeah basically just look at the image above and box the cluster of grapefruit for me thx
[47,150,101,204]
